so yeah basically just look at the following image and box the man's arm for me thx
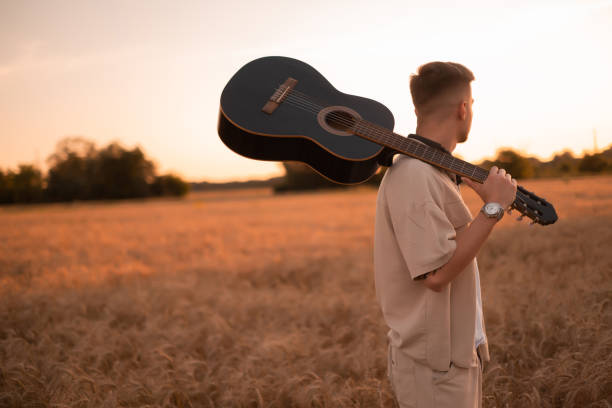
[423,212,498,292]
[423,166,517,292]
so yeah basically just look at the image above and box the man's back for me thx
[374,155,485,370]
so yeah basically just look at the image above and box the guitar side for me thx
[219,108,390,184]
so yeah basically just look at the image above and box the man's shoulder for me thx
[386,155,441,182]
[381,155,460,204]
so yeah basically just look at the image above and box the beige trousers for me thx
[387,344,482,408]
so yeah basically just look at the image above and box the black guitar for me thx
[218,56,558,226]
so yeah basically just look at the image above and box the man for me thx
[374,62,517,408]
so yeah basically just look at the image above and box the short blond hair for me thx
[409,62,474,113]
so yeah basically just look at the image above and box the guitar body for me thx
[218,56,395,184]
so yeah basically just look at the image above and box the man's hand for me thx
[463,166,517,208]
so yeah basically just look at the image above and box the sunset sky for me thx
[1,0,611,182]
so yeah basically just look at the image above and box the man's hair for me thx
[409,62,475,114]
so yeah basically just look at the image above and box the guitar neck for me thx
[353,119,489,183]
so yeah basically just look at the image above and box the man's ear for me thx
[458,101,467,120]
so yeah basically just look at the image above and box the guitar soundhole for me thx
[325,110,355,132]
[317,105,362,137]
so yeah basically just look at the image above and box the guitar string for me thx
[283,91,467,170]
[288,89,486,177]
[283,94,468,175]
[278,90,536,217]
[279,88,390,135]
[283,95,484,175]
[282,96,405,150]
[283,87,499,180]
[283,91,483,167]
[283,93,396,142]
[283,94,484,179]
[285,88,496,182]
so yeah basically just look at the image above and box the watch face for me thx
[483,203,503,218]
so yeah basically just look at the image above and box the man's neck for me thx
[415,121,457,153]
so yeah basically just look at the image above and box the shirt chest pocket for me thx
[444,200,473,229]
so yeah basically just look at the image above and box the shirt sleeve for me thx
[387,199,457,280]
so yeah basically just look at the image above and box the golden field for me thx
[1,176,611,407]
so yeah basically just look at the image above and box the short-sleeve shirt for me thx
[374,155,490,370]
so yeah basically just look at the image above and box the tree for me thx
[45,137,187,202]
[0,169,15,204]
[551,151,576,175]
[579,153,608,173]
[485,149,535,179]
[46,138,97,201]
[12,165,44,203]
[91,143,155,199]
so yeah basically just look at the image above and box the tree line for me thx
[0,138,188,205]
[274,144,612,192]
[479,146,612,179]
[3,139,610,202]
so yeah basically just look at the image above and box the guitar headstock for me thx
[511,185,558,225]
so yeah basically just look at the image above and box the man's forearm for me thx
[424,212,498,292]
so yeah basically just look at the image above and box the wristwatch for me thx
[481,202,505,221]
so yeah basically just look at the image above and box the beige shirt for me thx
[374,155,490,371]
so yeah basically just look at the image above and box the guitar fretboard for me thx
[352,119,489,182]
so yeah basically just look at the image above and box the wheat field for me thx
[1,176,611,407]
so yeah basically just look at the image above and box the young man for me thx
[374,62,517,408]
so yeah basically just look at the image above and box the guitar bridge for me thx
[262,77,298,114]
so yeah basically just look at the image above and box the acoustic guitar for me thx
[217,56,558,226]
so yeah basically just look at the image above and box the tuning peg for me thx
[516,215,524,221]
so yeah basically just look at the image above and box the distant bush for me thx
[274,162,346,193]
[273,161,388,193]
[151,174,190,197]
